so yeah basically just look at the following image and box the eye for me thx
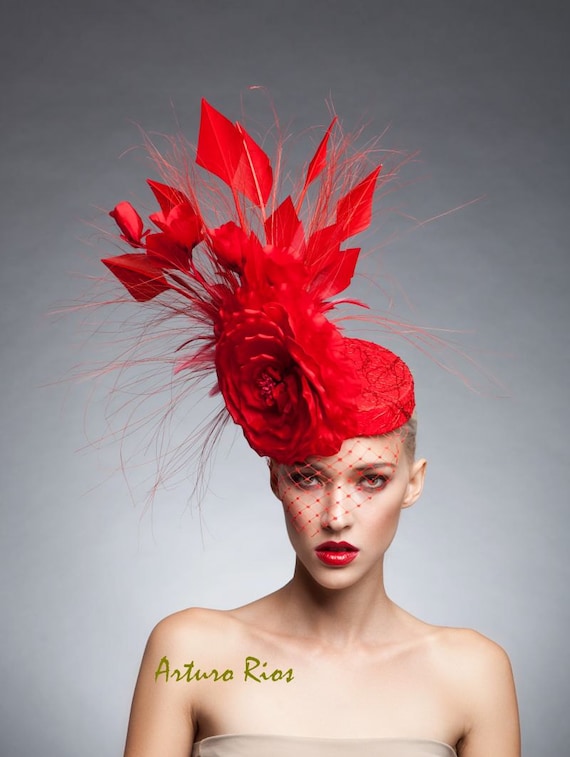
[358,473,389,491]
[287,469,325,490]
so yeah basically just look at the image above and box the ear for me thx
[268,459,281,500]
[401,458,427,509]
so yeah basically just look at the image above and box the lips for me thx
[315,541,359,567]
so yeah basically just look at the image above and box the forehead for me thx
[294,435,403,471]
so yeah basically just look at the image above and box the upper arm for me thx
[124,615,196,757]
[456,635,520,757]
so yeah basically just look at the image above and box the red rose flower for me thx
[214,302,357,463]
[208,221,254,273]
[109,202,145,247]
[148,201,203,251]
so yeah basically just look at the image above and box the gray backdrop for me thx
[1,1,568,755]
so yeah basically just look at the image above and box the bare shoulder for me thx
[429,627,520,757]
[149,606,238,647]
[432,626,514,673]
[153,602,267,644]
[398,612,516,694]
[124,608,239,757]
[428,626,517,706]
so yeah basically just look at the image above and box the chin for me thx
[301,559,376,591]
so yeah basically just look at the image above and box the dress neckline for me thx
[194,732,457,754]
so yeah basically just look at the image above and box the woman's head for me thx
[269,432,426,589]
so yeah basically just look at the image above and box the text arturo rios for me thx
[154,655,294,683]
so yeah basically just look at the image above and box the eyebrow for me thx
[351,462,397,472]
[291,461,396,473]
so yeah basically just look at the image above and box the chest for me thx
[190,645,461,743]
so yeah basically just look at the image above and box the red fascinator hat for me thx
[102,99,415,465]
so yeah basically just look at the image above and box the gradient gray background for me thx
[1,1,568,755]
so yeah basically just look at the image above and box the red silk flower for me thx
[214,302,358,464]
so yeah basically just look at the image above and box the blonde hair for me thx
[394,413,418,462]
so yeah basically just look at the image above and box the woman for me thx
[102,99,520,756]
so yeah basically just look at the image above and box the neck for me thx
[277,558,398,647]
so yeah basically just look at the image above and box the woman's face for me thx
[271,435,426,590]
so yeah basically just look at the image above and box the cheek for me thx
[281,489,322,536]
[363,492,407,544]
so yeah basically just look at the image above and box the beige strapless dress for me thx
[192,734,457,756]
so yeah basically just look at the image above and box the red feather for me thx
[264,196,304,252]
[145,234,191,273]
[312,247,361,299]
[305,225,341,269]
[295,118,337,213]
[336,166,382,240]
[102,254,170,302]
[196,99,272,209]
[196,99,243,192]
[147,180,187,214]
[303,117,337,191]
[235,124,273,207]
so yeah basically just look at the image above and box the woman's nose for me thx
[319,483,354,530]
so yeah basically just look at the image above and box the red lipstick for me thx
[315,541,359,567]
